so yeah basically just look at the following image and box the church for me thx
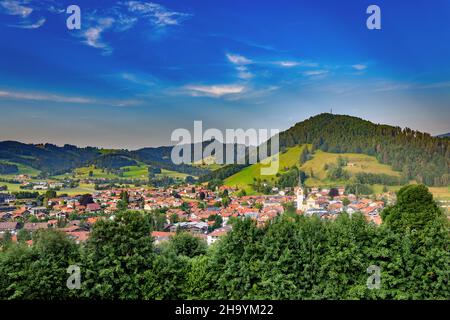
[295,177,319,213]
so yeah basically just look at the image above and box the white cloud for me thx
[227,54,254,80]
[124,1,192,26]
[0,88,142,106]
[0,89,94,104]
[81,17,115,54]
[237,70,253,80]
[274,60,318,68]
[276,61,299,68]
[235,65,253,80]
[0,0,33,17]
[120,72,155,86]
[304,70,329,76]
[10,17,45,29]
[373,80,450,92]
[226,53,252,65]
[185,84,246,97]
[73,2,191,53]
[352,64,367,71]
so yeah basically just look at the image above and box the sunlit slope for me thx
[224,145,305,192]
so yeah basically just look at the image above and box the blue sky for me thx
[0,0,449,149]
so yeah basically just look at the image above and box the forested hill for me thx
[0,141,208,176]
[278,113,450,186]
[0,141,101,175]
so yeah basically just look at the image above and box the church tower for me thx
[296,173,305,211]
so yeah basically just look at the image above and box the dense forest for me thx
[0,163,18,175]
[0,185,448,300]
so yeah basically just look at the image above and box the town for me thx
[0,175,394,248]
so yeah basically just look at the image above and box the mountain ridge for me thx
[1,113,449,185]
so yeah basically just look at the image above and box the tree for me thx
[381,184,444,232]
[120,190,129,204]
[44,190,57,199]
[0,229,80,300]
[81,211,154,299]
[0,231,12,249]
[17,229,32,243]
[328,188,339,198]
[342,198,350,206]
[79,194,94,206]
[166,232,207,258]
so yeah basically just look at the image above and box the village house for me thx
[207,227,230,246]
[24,222,49,232]
[0,222,20,235]
[151,231,175,245]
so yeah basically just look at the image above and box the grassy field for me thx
[158,169,190,179]
[429,186,450,201]
[0,182,24,193]
[121,165,149,179]
[301,150,400,182]
[223,145,408,193]
[60,183,97,195]
[0,161,41,178]
[54,163,150,180]
[193,155,224,171]
[52,163,191,182]
[224,145,306,193]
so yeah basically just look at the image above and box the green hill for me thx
[224,145,305,193]
[301,150,400,187]
[0,160,41,177]
[224,145,408,193]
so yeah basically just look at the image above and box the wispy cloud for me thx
[120,72,156,87]
[76,2,191,54]
[373,80,450,92]
[0,0,32,17]
[0,88,141,107]
[276,61,299,68]
[274,60,318,68]
[304,70,329,77]
[352,64,367,71]
[9,17,45,29]
[226,53,253,65]
[125,1,191,26]
[81,17,115,54]
[0,0,63,29]
[184,84,246,97]
[0,89,95,104]
[236,66,253,80]
[226,53,254,80]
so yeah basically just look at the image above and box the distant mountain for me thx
[436,132,450,138]
[1,114,449,185]
[0,141,101,175]
[0,140,207,176]
[0,139,246,177]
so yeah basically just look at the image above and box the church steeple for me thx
[296,174,304,211]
